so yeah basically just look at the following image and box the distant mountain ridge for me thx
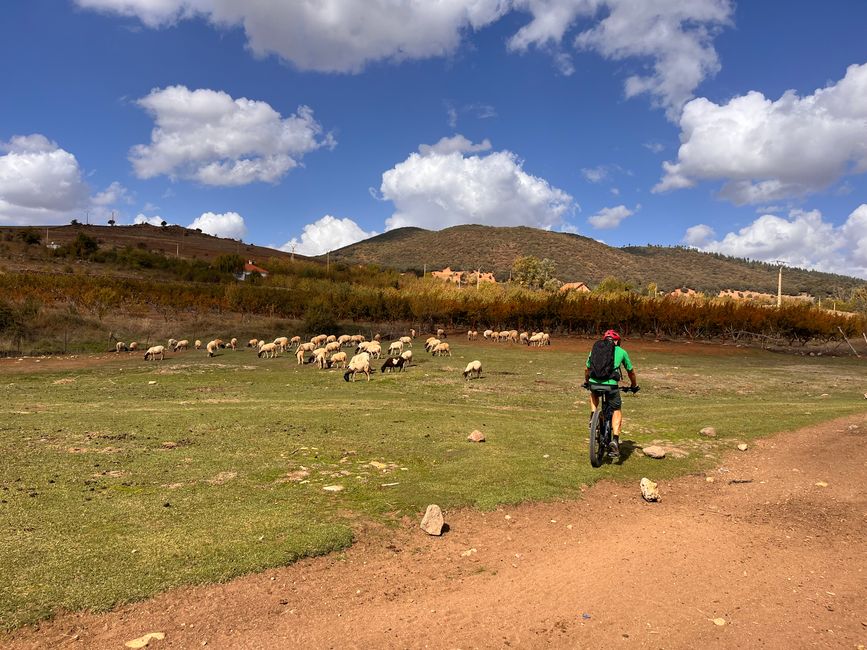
[326,225,863,297]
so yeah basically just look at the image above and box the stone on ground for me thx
[125,632,165,648]
[421,504,445,535]
[640,477,660,502]
[700,426,717,437]
[643,445,666,459]
[737,443,748,451]
[467,430,486,442]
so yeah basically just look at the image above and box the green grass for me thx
[1,340,865,630]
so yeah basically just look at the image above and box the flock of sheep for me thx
[115,326,553,383]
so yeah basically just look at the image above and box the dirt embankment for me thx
[6,413,867,649]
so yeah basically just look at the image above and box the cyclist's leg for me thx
[611,409,623,437]
[589,390,600,413]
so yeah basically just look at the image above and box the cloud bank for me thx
[187,211,248,239]
[131,85,334,186]
[282,215,377,256]
[77,0,733,117]
[656,62,867,203]
[684,204,867,278]
[380,135,573,231]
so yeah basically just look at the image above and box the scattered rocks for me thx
[147,381,157,385]
[125,632,165,648]
[285,469,310,482]
[460,548,477,557]
[640,477,660,502]
[420,504,444,535]
[323,485,344,492]
[815,481,829,488]
[467,430,486,442]
[368,461,388,470]
[737,443,748,451]
[711,618,726,627]
[643,445,666,459]
[699,426,717,437]
[161,441,177,449]
[705,476,715,483]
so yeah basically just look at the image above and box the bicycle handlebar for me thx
[582,383,640,394]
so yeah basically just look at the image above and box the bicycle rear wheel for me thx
[589,408,605,467]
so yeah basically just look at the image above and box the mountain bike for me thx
[583,383,639,467]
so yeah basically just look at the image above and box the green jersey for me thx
[586,345,633,385]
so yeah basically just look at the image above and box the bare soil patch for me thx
[6,414,866,649]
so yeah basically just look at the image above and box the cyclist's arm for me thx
[626,368,637,388]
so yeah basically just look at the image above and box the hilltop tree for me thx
[512,256,557,290]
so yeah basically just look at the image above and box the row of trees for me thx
[1,270,862,347]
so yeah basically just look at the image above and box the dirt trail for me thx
[7,414,867,649]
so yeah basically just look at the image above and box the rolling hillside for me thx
[326,225,864,297]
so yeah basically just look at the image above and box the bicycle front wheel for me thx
[589,408,605,467]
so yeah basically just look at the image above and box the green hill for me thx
[326,225,864,298]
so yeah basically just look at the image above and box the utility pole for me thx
[290,243,296,261]
[777,265,782,308]
[176,242,179,258]
[477,267,481,291]
[423,263,426,278]
[326,250,330,273]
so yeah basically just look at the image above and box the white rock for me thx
[643,445,666,459]
[699,426,717,437]
[467,430,486,442]
[640,477,660,502]
[737,443,748,451]
[421,504,444,535]
[323,485,344,492]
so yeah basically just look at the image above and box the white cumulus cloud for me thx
[188,211,247,239]
[91,181,133,206]
[588,204,636,229]
[134,213,167,227]
[380,135,574,231]
[655,62,867,203]
[130,85,334,186]
[77,1,731,117]
[685,205,867,277]
[282,215,377,256]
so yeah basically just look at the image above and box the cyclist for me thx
[583,329,638,458]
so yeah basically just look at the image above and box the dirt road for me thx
[8,414,867,649]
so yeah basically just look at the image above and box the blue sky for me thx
[2,0,866,277]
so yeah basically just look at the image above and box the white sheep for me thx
[519,332,529,345]
[344,352,371,382]
[230,337,238,350]
[483,329,493,339]
[247,338,259,348]
[274,336,290,351]
[258,342,278,359]
[296,346,307,365]
[436,328,446,338]
[463,360,482,380]
[174,339,189,351]
[115,341,127,353]
[399,336,412,347]
[366,342,382,359]
[329,351,348,368]
[542,332,551,346]
[206,339,223,357]
[129,341,138,351]
[528,332,543,347]
[400,350,413,367]
[431,342,451,357]
[388,341,404,356]
[167,338,177,350]
[326,334,337,343]
[298,342,316,353]
[424,338,440,353]
[337,334,352,347]
[290,335,302,347]
[195,339,202,350]
[144,345,165,360]
[313,348,329,369]
[325,341,342,353]
[410,328,416,338]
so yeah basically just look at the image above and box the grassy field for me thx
[1,338,865,631]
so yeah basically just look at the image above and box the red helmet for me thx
[603,329,621,343]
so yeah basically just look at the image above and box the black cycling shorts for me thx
[589,383,622,410]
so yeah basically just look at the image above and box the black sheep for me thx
[380,357,406,373]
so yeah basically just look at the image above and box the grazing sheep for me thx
[230,337,238,350]
[311,334,328,346]
[325,341,341,353]
[258,342,278,359]
[328,351,348,368]
[298,342,316,353]
[115,341,127,353]
[388,341,404,356]
[313,348,329,369]
[174,339,189,351]
[400,350,413,367]
[206,339,223,357]
[399,336,412,347]
[520,332,529,345]
[542,332,551,346]
[296,346,307,365]
[483,329,493,339]
[167,338,178,350]
[366,342,382,359]
[195,339,202,350]
[410,328,416,338]
[326,334,337,343]
[467,330,473,341]
[290,335,302,347]
[436,328,446,338]
[424,336,438,350]
[508,330,519,343]
[247,338,258,348]
[528,332,544,347]
[144,345,165,361]
[129,341,138,351]
[463,360,482,380]
[431,342,451,357]
[274,336,290,351]
[373,333,382,342]
[381,356,407,372]
[337,334,352,347]
[343,352,371,382]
